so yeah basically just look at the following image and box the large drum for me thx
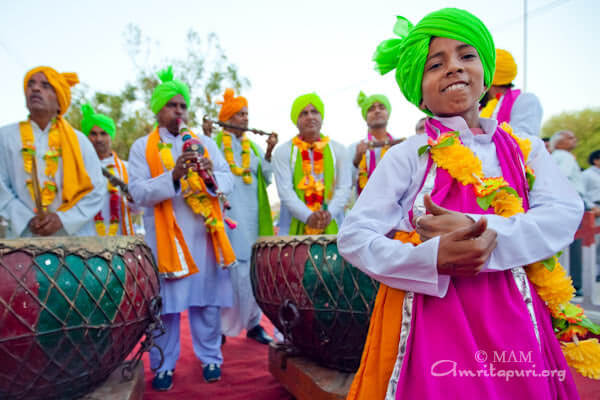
[251,235,378,372]
[0,236,160,400]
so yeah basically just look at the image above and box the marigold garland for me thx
[20,120,61,212]
[421,123,600,378]
[157,137,224,234]
[292,135,330,234]
[222,132,252,184]
[357,135,392,191]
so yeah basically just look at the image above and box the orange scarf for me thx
[112,152,134,235]
[19,118,93,212]
[146,127,198,278]
[346,230,420,400]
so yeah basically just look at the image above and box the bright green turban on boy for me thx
[150,66,191,114]
[290,93,324,125]
[80,103,116,139]
[373,8,495,115]
[357,91,391,120]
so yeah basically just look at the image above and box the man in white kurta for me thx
[0,67,104,238]
[273,93,351,235]
[128,67,234,390]
[349,91,396,197]
[80,103,136,236]
[479,49,543,137]
[208,89,276,344]
[583,150,600,280]
[550,130,586,295]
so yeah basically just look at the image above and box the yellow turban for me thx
[24,66,79,116]
[217,88,248,122]
[492,49,517,86]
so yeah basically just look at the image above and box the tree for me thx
[65,25,250,159]
[541,107,600,168]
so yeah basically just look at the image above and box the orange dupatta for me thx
[145,127,198,278]
[346,230,421,400]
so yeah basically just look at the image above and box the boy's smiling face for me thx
[420,37,485,127]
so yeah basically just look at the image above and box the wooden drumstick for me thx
[30,156,44,216]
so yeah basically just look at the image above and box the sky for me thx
[1,0,598,150]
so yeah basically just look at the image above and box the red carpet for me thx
[141,312,293,400]
[138,312,600,399]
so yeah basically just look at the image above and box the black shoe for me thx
[596,275,600,283]
[203,363,221,383]
[575,289,583,297]
[152,369,174,391]
[246,325,273,345]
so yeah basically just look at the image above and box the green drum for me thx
[0,236,160,400]
[251,235,379,372]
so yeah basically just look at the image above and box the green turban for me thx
[373,8,495,115]
[80,103,116,139]
[150,66,191,114]
[290,93,324,125]
[357,91,391,120]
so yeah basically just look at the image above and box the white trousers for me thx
[220,259,262,336]
[149,306,222,373]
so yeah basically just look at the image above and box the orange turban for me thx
[23,66,79,116]
[217,88,248,122]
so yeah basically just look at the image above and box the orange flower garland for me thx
[222,132,252,184]
[293,135,330,234]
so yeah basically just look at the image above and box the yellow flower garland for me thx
[20,120,61,212]
[358,145,390,191]
[222,132,252,184]
[422,125,600,379]
[157,141,223,232]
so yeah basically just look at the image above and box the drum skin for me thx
[251,235,379,372]
[0,236,160,400]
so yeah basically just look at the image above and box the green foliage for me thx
[541,108,600,168]
[65,25,250,159]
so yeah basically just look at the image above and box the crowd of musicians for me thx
[0,7,595,398]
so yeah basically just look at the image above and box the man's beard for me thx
[368,120,387,130]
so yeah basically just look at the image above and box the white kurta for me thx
[583,166,600,207]
[491,91,543,137]
[0,121,105,237]
[552,149,586,202]
[128,128,234,313]
[338,116,583,298]
[96,156,136,236]
[348,138,389,193]
[273,137,352,235]
[217,133,273,335]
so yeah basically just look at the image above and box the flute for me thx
[102,167,129,195]
[202,116,273,137]
[367,138,406,149]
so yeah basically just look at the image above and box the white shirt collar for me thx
[431,115,498,144]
